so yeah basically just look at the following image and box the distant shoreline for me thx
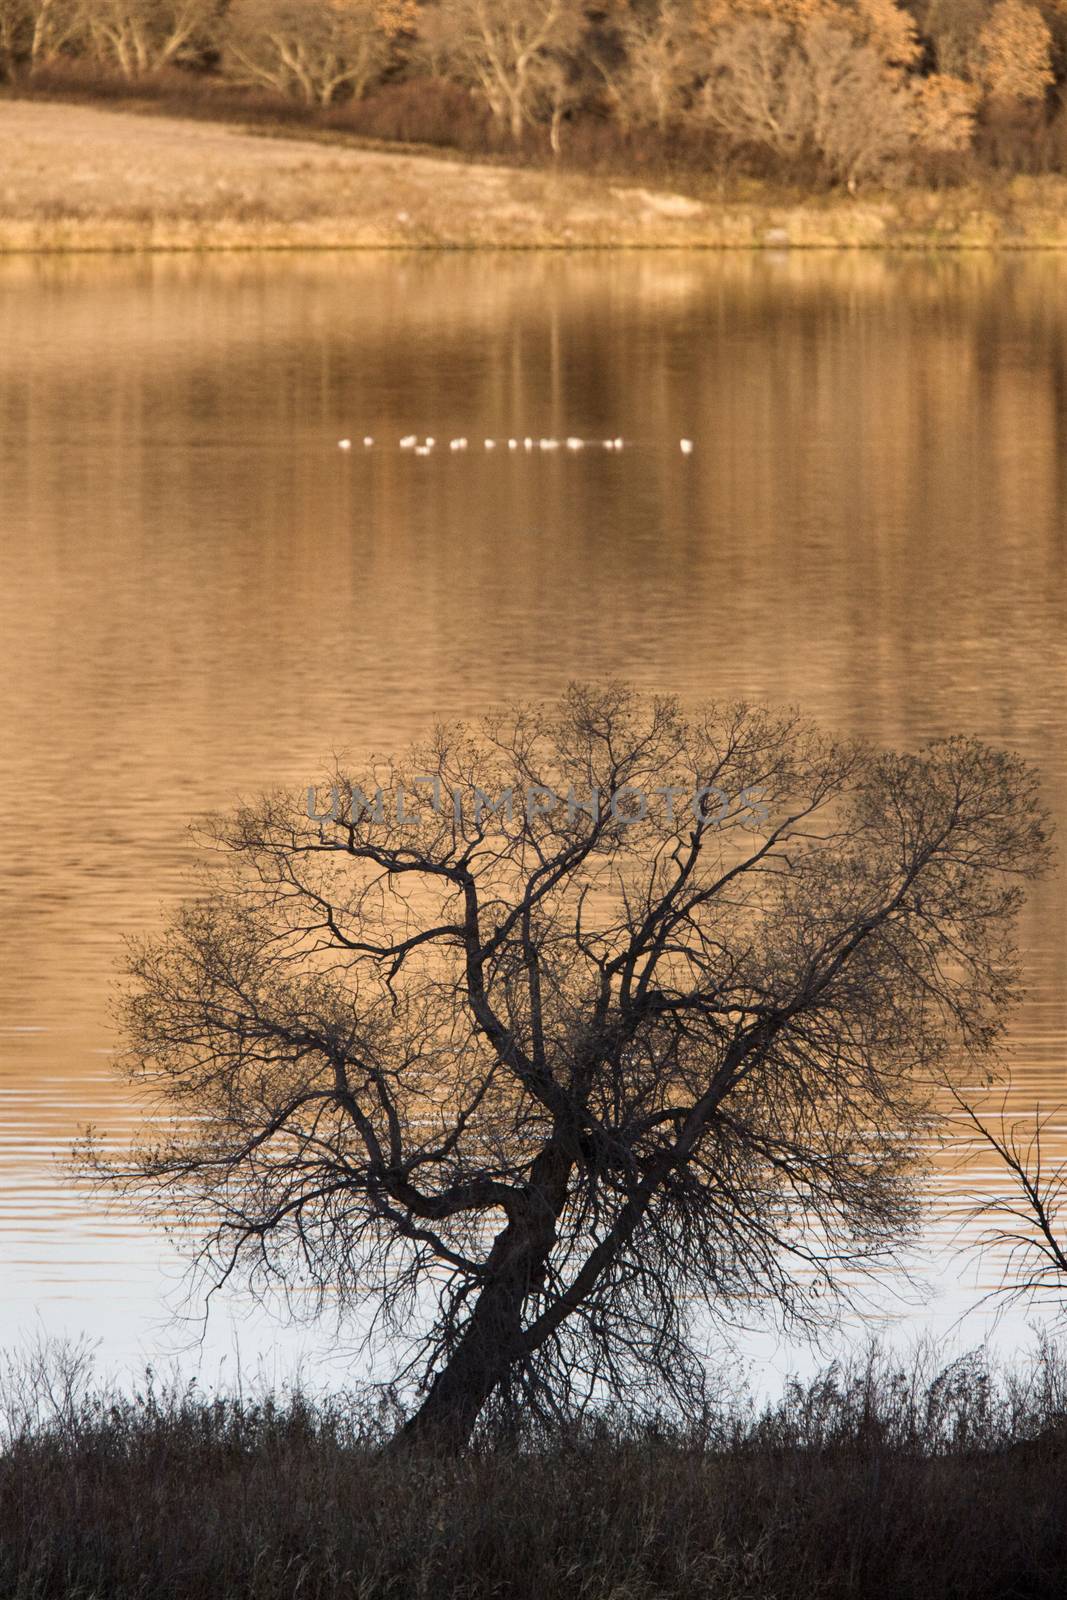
[5,98,1067,254]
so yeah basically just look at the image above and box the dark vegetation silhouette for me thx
[956,1082,1067,1320]
[6,1337,1067,1599]
[88,686,1050,1452]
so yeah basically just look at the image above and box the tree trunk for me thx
[391,1252,530,1453]
[508,83,525,143]
[550,100,564,155]
[393,1142,574,1454]
[391,1141,574,1453]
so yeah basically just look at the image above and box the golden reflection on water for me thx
[0,250,1064,1355]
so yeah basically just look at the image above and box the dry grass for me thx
[6,97,1067,250]
[4,1339,1067,1598]
[0,97,721,250]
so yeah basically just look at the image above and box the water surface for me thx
[1,251,1064,1381]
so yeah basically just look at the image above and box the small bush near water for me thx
[4,1338,1067,1599]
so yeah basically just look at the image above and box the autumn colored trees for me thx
[2,0,1067,184]
[701,11,976,185]
[976,0,1054,104]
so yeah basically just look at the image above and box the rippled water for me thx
[1,251,1064,1381]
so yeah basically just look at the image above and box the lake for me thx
[1,250,1064,1386]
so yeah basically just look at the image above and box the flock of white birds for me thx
[337,435,695,455]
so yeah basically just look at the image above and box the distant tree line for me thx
[4,1,1067,185]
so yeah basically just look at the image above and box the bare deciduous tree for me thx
[536,54,582,154]
[955,1083,1067,1315]
[224,0,403,106]
[595,1,700,133]
[0,0,80,77]
[94,686,1049,1451]
[704,16,976,185]
[920,0,991,79]
[431,0,584,143]
[83,0,221,77]
[701,18,813,165]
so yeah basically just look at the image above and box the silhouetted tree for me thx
[955,1082,1067,1316]
[96,686,1049,1450]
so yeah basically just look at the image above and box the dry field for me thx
[4,98,1067,250]
[0,99,720,250]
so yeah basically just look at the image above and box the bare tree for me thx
[595,1,700,133]
[224,0,401,106]
[804,21,977,183]
[0,0,81,77]
[954,1083,1067,1315]
[920,0,991,79]
[704,16,976,185]
[432,0,584,143]
[93,686,1049,1451]
[536,54,582,155]
[82,0,221,76]
[702,18,813,165]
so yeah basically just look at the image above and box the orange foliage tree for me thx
[698,0,921,66]
[976,0,1054,102]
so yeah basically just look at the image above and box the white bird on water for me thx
[351,429,666,455]
[680,438,694,455]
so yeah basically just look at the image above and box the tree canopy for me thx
[98,686,1050,1448]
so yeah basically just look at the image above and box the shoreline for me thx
[4,98,1067,253]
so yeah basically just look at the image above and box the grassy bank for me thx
[4,1342,1067,1598]
[6,97,1067,252]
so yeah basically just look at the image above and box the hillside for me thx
[4,99,1067,249]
